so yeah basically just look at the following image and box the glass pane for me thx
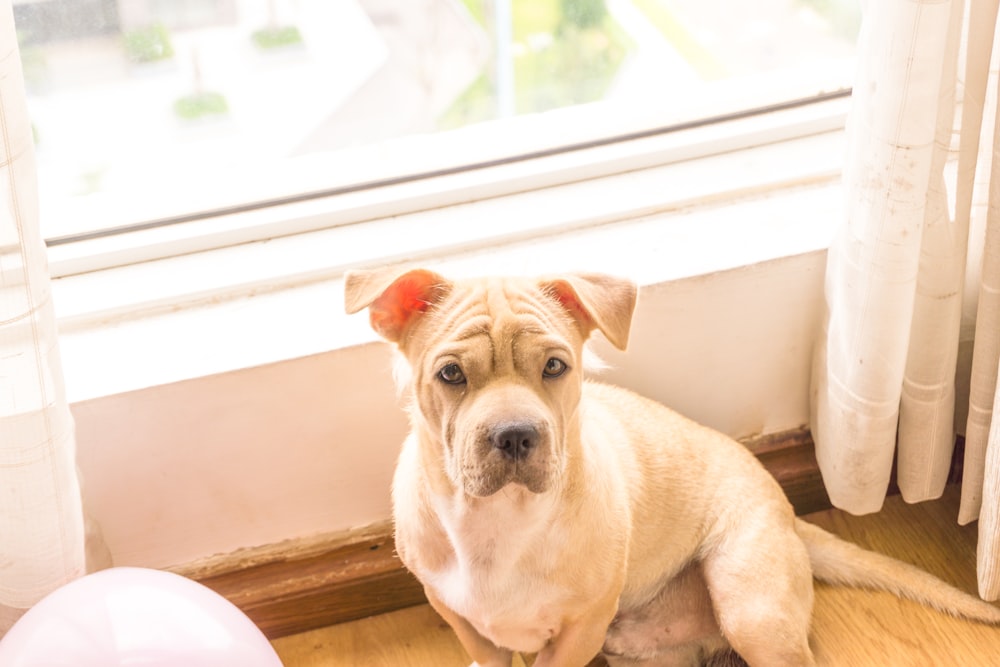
[14,0,859,240]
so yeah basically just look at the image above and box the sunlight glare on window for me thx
[13,0,859,240]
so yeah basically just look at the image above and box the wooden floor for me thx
[272,484,1000,666]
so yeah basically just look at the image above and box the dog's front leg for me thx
[533,589,620,667]
[424,588,513,667]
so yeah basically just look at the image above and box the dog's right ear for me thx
[344,267,451,343]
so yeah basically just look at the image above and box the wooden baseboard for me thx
[173,522,425,640]
[180,428,828,640]
[744,427,831,516]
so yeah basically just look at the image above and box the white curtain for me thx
[0,1,87,632]
[812,0,1000,600]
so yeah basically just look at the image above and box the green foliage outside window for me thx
[443,0,628,128]
[559,0,606,30]
[251,25,304,50]
[123,23,174,63]
[174,91,229,121]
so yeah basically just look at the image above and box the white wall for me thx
[597,252,825,437]
[69,251,825,570]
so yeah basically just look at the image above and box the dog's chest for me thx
[425,492,572,653]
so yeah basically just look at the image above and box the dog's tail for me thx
[795,518,1000,624]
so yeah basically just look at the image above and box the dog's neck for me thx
[430,481,563,556]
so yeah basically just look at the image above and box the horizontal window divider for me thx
[44,91,850,249]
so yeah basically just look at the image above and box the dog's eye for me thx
[543,358,568,378]
[438,363,466,385]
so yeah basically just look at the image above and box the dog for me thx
[344,266,1000,667]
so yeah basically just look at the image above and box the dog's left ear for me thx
[344,266,451,343]
[541,273,637,350]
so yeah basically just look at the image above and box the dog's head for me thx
[345,267,637,497]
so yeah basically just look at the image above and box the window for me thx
[15,0,858,265]
[22,0,857,574]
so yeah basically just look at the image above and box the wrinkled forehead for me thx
[418,276,579,353]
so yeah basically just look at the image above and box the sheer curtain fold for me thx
[974,131,1000,596]
[0,1,87,632]
[814,0,1000,600]
[896,0,966,505]
[812,0,953,515]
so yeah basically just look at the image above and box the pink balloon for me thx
[0,567,283,666]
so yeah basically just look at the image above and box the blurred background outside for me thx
[13,0,860,238]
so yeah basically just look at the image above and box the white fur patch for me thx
[582,343,610,375]
[426,489,568,653]
[392,350,413,396]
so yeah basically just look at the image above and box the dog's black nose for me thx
[490,422,539,460]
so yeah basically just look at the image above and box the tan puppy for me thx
[344,267,1000,667]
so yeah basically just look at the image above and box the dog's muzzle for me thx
[461,418,554,497]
